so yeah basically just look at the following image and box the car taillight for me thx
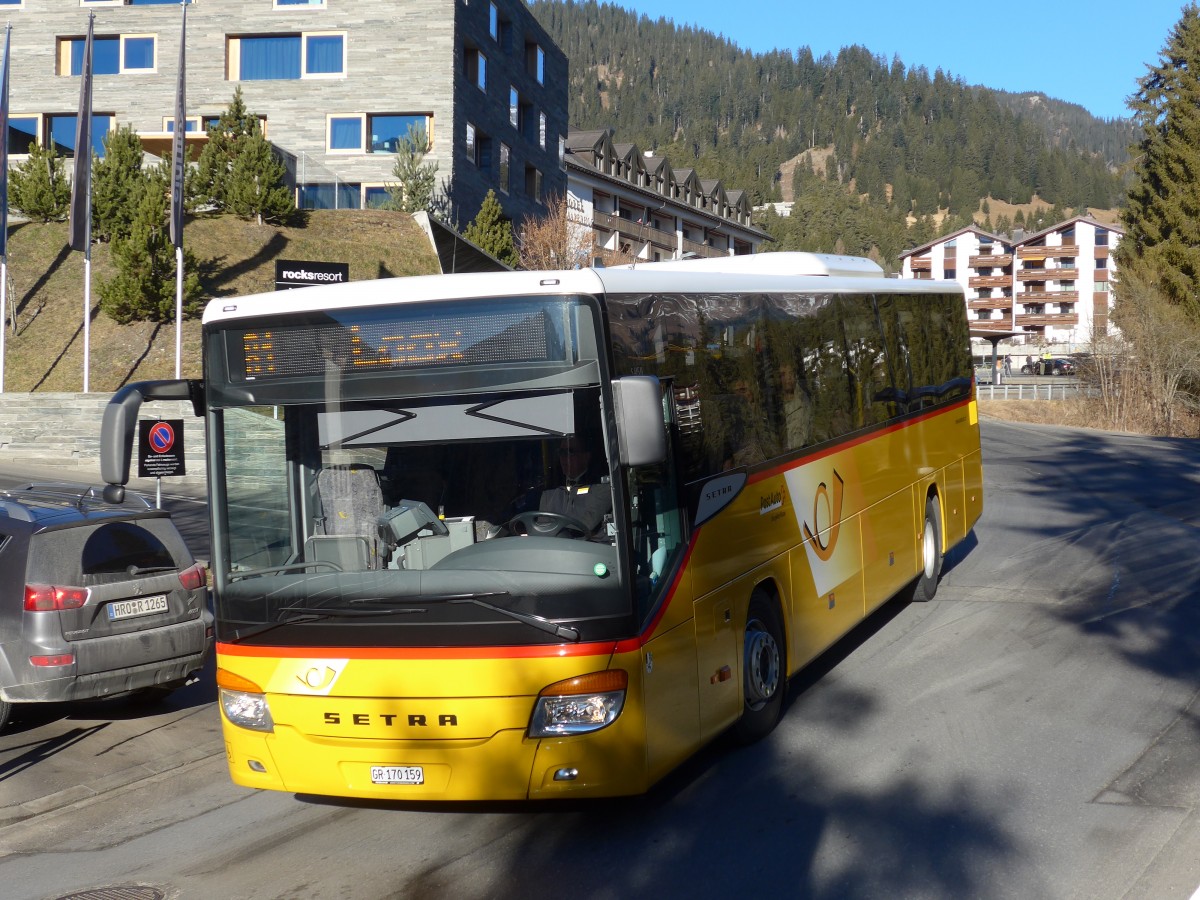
[24,584,89,611]
[179,563,206,592]
[30,654,74,667]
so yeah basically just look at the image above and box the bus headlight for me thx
[220,688,275,732]
[220,688,274,732]
[529,670,627,737]
[217,668,274,733]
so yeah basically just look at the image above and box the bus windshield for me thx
[205,295,632,647]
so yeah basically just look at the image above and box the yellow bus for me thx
[100,252,982,800]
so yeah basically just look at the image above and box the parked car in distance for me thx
[0,483,212,732]
[1020,357,1076,376]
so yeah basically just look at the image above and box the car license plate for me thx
[371,765,424,785]
[107,594,169,621]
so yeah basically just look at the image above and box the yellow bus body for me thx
[217,398,982,800]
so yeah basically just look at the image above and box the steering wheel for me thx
[504,510,590,538]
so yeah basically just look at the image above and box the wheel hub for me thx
[743,620,780,709]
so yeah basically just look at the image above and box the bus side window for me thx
[627,390,686,618]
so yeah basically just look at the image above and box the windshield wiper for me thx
[447,595,581,642]
[228,605,427,643]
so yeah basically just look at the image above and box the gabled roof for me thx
[1015,214,1126,246]
[900,225,1010,259]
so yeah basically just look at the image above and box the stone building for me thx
[0,0,566,224]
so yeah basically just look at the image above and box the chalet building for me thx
[0,0,567,225]
[899,216,1122,347]
[566,129,769,260]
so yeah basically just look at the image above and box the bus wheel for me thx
[911,496,943,602]
[0,699,11,733]
[733,594,786,743]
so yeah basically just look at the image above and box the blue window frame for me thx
[304,35,344,76]
[240,36,301,80]
[276,0,325,5]
[47,114,112,158]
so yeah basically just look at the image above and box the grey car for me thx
[0,483,212,732]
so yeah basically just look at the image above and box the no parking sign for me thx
[138,419,186,478]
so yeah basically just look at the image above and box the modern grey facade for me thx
[0,0,567,225]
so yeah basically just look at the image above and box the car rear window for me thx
[27,518,192,586]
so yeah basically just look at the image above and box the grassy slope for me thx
[2,209,441,392]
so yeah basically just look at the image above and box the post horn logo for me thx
[802,470,845,562]
[298,666,338,691]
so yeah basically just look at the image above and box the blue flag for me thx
[68,15,94,253]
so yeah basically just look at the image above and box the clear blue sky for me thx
[618,0,1189,121]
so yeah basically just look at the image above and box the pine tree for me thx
[1118,4,1200,315]
[225,127,295,225]
[9,142,70,222]
[99,162,203,323]
[91,124,147,243]
[385,124,439,213]
[190,87,262,214]
[462,189,517,267]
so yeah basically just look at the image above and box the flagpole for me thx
[0,24,11,394]
[69,14,94,393]
[172,1,187,379]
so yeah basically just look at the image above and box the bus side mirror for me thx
[612,376,667,467]
[101,379,204,503]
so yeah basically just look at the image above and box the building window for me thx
[0,1,23,7]
[526,43,545,84]
[304,34,345,76]
[229,32,345,81]
[61,35,157,76]
[524,165,542,201]
[326,113,431,153]
[489,2,499,40]
[363,185,390,209]
[464,47,486,92]
[327,115,363,152]
[298,182,361,210]
[498,142,510,193]
[47,113,112,158]
[538,113,547,150]
[509,86,519,129]
[163,116,201,133]
[559,135,566,170]
[275,0,326,6]
[7,117,38,154]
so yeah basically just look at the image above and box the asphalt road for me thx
[1,419,1198,899]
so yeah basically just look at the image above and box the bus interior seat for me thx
[303,534,372,572]
[315,463,385,569]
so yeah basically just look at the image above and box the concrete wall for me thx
[0,393,206,487]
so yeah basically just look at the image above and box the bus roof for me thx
[202,252,962,325]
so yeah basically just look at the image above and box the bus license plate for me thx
[371,765,424,785]
[107,594,169,621]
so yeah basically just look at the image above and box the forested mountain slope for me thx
[531,0,1130,220]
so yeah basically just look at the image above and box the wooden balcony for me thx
[968,298,1013,310]
[1018,244,1078,260]
[1094,246,1111,259]
[909,257,932,271]
[969,253,1012,267]
[969,319,1018,333]
[1017,269,1049,281]
[969,275,1012,288]
[681,237,726,259]
[1016,312,1080,327]
[1047,268,1079,280]
[1018,290,1079,302]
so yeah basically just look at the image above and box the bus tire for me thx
[732,593,786,744]
[911,496,943,602]
[0,699,11,733]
